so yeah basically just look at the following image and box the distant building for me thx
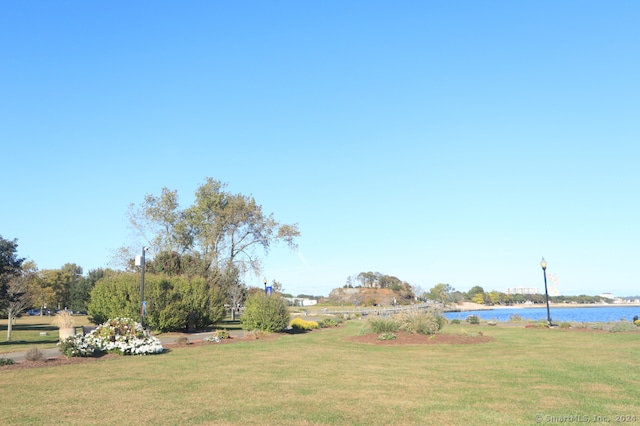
[599,293,615,300]
[506,287,539,295]
[283,297,318,307]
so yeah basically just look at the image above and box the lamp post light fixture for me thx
[264,277,267,295]
[540,257,554,326]
[139,246,150,327]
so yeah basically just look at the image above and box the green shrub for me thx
[319,317,341,328]
[610,321,640,333]
[241,293,290,332]
[466,315,480,325]
[509,314,523,322]
[397,308,445,335]
[487,319,497,326]
[25,347,45,362]
[378,333,397,341]
[89,273,225,332]
[559,322,571,329]
[212,330,231,339]
[290,318,319,331]
[0,357,16,366]
[368,317,400,333]
[450,319,461,324]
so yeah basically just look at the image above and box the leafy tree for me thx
[428,283,455,306]
[241,292,290,332]
[124,178,300,278]
[4,273,31,341]
[467,286,485,299]
[0,235,25,307]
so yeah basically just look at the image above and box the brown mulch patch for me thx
[345,331,495,345]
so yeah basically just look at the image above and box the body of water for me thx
[444,305,640,323]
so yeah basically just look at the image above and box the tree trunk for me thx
[6,312,13,342]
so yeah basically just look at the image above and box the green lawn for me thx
[1,320,639,425]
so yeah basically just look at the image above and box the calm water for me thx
[444,305,640,323]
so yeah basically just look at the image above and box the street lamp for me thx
[540,257,554,326]
[264,277,267,295]
[137,246,150,327]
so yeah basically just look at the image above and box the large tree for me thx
[0,235,25,308]
[124,178,300,277]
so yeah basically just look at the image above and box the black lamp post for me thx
[540,257,553,326]
[140,246,149,327]
[264,277,267,295]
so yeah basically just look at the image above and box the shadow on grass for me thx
[0,324,58,332]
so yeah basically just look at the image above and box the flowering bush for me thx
[290,318,319,330]
[58,318,164,357]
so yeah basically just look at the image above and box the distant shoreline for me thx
[447,302,640,312]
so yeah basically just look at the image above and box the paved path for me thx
[1,330,243,363]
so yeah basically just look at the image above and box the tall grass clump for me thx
[397,308,445,335]
[367,317,400,333]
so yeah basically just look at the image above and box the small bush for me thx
[378,333,396,341]
[0,357,16,366]
[559,322,572,329]
[212,330,231,339]
[241,293,290,332]
[368,317,400,333]
[319,317,341,328]
[59,318,163,357]
[175,336,190,345]
[450,319,461,324]
[25,347,45,362]
[610,322,640,333]
[509,314,523,322]
[487,319,498,326]
[466,315,480,325]
[243,330,267,340]
[290,318,319,331]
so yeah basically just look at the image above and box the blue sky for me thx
[2,1,638,297]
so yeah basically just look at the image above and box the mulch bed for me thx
[345,331,495,345]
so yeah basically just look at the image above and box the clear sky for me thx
[2,2,638,297]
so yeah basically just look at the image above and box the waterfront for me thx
[444,305,640,323]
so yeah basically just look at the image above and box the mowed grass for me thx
[2,321,640,425]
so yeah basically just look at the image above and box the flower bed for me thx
[59,318,163,357]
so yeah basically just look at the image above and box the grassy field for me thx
[0,315,96,354]
[1,319,640,425]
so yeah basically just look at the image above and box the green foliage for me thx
[212,329,231,339]
[241,293,290,332]
[466,315,480,325]
[88,273,226,332]
[609,321,640,333]
[559,322,572,329]
[319,317,341,328]
[378,333,396,341]
[397,308,445,335]
[290,318,319,331]
[0,357,16,366]
[368,317,400,333]
[450,318,461,324]
[509,314,523,322]
[487,319,498,326]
